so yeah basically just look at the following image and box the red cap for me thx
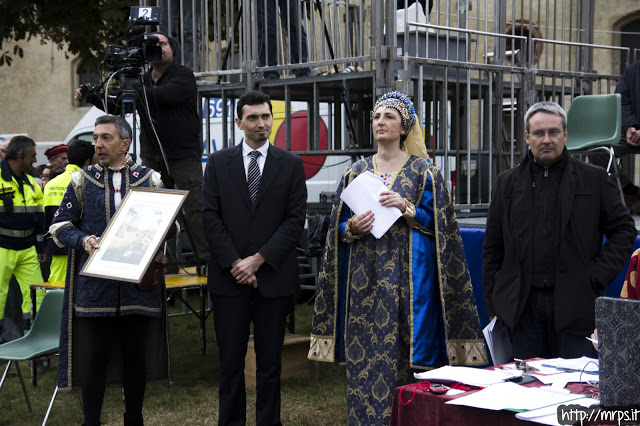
[44,144,68,161]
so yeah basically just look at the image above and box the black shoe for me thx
[263,71,280,81]
[294,68,311,77]
[123,413,144,426]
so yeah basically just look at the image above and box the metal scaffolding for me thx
[156,0,635,210]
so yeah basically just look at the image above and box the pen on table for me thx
[586,336,598,345]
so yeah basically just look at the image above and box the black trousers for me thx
[509,288,596,359]
[79,315,150,426]
[211,288,291,426]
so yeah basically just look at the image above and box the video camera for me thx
[78,6,164,104]
[101,6,163,73]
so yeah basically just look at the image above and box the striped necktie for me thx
[247,150,261,206]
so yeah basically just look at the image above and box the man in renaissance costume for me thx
[50,115,169,426]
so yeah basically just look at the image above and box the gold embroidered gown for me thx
[309,155,487,425]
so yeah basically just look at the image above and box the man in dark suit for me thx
[202,90,307,425]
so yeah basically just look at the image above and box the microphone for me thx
[129,27,146,36]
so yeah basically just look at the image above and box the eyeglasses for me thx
[528,128,565,140]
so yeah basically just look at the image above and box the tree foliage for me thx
[0,0,132,71]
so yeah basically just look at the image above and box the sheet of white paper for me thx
[515,397,599,425]
[528,357,599,375]
[527,359,566,375]
[482,316,512,365]
[444,382,587,411]
[532,372,585,386]
[482,318,494,358]
[339,171,402,239]
[414,365,522,387]
[525,358,599,384]
[550,382,571,392]
[552,356,598,372]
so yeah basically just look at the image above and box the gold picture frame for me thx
[80,187,188,283]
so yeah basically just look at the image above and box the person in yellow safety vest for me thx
[0,136,46,335]
[43,139,96,283]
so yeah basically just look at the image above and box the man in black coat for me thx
[482,101,637,359]
[202,91,307,425]
[138,32,209,272]
[75,32,209,272]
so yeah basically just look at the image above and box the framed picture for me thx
[80,187,188,283]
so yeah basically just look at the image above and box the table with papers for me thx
[391,383,532,426]
[390,359,600,426]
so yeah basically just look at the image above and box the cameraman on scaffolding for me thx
[75,31,209,275]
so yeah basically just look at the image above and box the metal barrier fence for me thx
[146,0,636,209]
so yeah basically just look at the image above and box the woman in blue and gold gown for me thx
[309,91,487,425]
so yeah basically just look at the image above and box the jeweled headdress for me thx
[371,91,428,159]
[371,91,417,130]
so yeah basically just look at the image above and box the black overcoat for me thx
[483,151,636,335]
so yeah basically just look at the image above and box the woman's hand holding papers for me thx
[349,210,374,236]
[348,190,405,237]
[379,190,406,213]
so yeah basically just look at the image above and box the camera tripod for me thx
[102,69,206,274]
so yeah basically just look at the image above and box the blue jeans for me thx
[257,0,310,76]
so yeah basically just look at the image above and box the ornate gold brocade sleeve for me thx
[403,198,434,237]
[340,216,362,243]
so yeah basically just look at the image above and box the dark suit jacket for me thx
[482,151,636,335]
[202,143,307,298]
[616,60,640,134]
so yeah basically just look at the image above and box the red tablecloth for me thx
[390,383,533,426]
[390,368,591,426]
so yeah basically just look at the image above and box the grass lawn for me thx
[0,291,347,425]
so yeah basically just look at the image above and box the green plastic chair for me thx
[0,290,63,415]
[565,93,624,202]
